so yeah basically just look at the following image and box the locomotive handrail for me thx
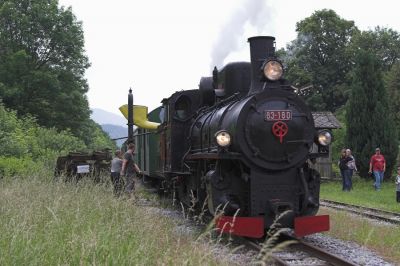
[299,168,311,212]
[203,106,220,152]
[111,131,156,141]
[186,152,242,160]
[217,99,239,128]
[208,92,241,110]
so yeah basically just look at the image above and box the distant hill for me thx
[91,108,127,127]
[101,124,127,147]
[91,108,128,147]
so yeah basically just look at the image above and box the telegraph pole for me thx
[127,88,134,144]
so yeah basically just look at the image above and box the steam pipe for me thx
[248,36,276,95]
[299,168,311,212]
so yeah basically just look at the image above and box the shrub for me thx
[0,103,100,178]
[0,156,47,178]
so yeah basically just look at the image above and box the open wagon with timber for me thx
[54,149,112,182]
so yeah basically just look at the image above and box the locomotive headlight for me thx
[317,130,332,146]
[263,60,283,81]
[215,130,231,147]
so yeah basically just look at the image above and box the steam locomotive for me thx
[120,36,337,238]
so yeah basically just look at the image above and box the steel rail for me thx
[320,199,400,225]
[285,235,358,266]
[244,239,289,266]
[244,235,357,266]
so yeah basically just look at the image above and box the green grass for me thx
[319,208,400,263]
[0,176,234,265]
[320,177,400,212]
[7,173,399,265]
[320,177,400,263]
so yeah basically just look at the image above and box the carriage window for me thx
[159,107,166,123]
[174,95,191,120]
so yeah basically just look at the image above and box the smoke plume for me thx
[210,0,272,70]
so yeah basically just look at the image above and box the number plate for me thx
[265,110,292,121]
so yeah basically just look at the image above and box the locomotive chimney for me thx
[248,36,276,95]
[127,88,134,144]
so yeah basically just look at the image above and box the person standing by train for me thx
[369,147,386,191]
[110,150,123,196]
[339,149,353,191]
[338,149,345,190]
[120,143,142,197]
[346,149,357,190]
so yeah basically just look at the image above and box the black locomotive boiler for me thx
[120,36,335,238]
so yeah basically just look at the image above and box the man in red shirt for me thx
[369,147,386,190]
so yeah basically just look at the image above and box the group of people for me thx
[339,147,386,191]
[339,147,387,191]
[110,143,142,197]
[339,147,400,203]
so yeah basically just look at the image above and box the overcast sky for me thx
[58,0,400,116]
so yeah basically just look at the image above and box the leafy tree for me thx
[0,0,114,150]
[284,9,359,111]
[0,0,90,136]
[346,50,398,178]
[0,103,86,159]
[352,27,400,72]
[384,62,400,132]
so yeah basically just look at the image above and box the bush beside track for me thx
[0,104,114,179]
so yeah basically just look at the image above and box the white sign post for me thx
[77,165,90,174]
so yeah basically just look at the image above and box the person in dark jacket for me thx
[346,149,357,190]
[339,149,353,191]
[120,143,142,197]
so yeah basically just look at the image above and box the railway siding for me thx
[320,199,400,225]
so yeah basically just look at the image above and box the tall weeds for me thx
[0,176,233,265]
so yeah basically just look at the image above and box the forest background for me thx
[1,1,400,178]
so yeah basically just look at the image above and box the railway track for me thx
[245,234,357,266]
[320,199,400,225]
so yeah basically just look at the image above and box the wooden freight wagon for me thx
[54,149,112,182]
